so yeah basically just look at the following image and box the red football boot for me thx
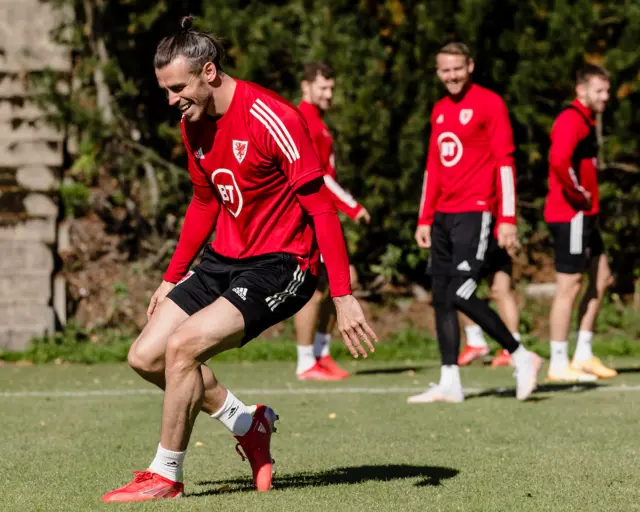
[234,404,278,492]
[102,471,183,502]
[491,349,513,367]
[458,345,490,366]
[297,361,342,381]
[317,355,350,379]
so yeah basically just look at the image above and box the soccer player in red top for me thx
[102,17,377,503]
[293,62,371,381]
[544,64,616,383]
[409,42,541,404]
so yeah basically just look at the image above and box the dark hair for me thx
[154,16,225,73]
[576,63,609,85]
[437,42,471,61]
[303,62,334,82]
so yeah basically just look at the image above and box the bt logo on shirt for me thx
[437,131,463,167]
[211,169,244,217]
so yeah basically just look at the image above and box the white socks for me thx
[296,345,316,374]
[439,365,461,389]
[149,443,186,482]
[574,330,593,361]
[512,332,521,343]
[550,340,569,372]
[464,325,488,348]
[210,390,253,437]
[313,332,331,358]
[510,344,530,367]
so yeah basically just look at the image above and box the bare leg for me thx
[490,271,519,334]
[127,298,227,414]
[577,254,613,332]
[550,273,583,342]
[162,297,245,451]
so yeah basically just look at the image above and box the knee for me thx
[556,274,583,299]
[128,337,164,375]
[165,331,201,374]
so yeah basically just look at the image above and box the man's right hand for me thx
[147,280,176,319]
[415,225,431,248]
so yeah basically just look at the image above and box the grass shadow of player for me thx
[191,464,459,497]
[612,367,640,374]
[466,381,599,400]
[354,365,428,376]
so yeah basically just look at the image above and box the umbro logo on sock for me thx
[456,260,471,271]
[165,461,178,467]
[233,287,248,300]
[228,406,238,418]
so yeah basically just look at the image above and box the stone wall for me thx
[0,0,70,350]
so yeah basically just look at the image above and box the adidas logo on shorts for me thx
[457,260,472,272]
[233,287,248,300]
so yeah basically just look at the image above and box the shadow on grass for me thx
[354,365,429,376]
[466,381,600,400]
[613,367,640,374]
[191,464,459,496]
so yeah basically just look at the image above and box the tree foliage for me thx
[41,0,640,290]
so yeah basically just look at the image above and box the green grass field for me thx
[2,359,640,511]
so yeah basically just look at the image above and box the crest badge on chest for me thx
[233,140,248,164]
[459,109,473,125]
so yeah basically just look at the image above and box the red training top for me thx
[164,79,351,297]
[418,83,517,227]
[544,98,599,223]
[298,100,363,220]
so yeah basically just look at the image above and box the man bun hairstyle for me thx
[154,15,225,74]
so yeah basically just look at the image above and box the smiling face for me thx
[302,73,335,111]
[155,56,217,121]
[577,75,610,114]
[436,53,474,98]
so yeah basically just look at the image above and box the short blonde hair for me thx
[437,42,471,61]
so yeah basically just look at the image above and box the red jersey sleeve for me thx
[487,97,517,225]
[255,101,323,190]
[163,119,220,283]
[418,113,441,226]
[296,178,351,297]
[323,175,363,220]
[549,110,591,209]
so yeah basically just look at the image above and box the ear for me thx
[467,58,475,75]
[576,82,585,99]
[203,62,218,82]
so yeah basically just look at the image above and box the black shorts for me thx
[167,246,318,343]
[427,211,506,279]
[548,214,605,274]
[316,263,329,294]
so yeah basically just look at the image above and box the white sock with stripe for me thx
[464,324,488,348]
[296,345,316,374]
[149,443,186,482]
[210,390,253,436]
[550,341,570,372]
[573,331,594,361]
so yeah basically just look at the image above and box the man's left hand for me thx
[497,222,520,257]
[333,295,378,358]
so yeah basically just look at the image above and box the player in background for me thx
[294,62,371,381]
[410,42,541,404]
[102,17,377,503]
[544,64,616,382]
